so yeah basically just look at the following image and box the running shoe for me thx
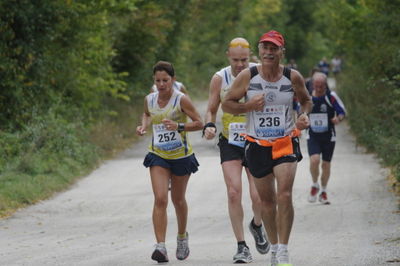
[248,218,270,254]
[176,232,190,260]
[277,248,292,266]
[319,191,330,205]
[151,243,169,263]
[270,251,278,266]
[307,185,319,203]
[233,245,253,263]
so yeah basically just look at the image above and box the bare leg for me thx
[150,166,170,243]
[253,174,278,245]
[274,162,297,244]
[321,160,331,188]
[245,168,263,226]
[309,154,320,184]
[221,160,245,241]
[170,174,190,235]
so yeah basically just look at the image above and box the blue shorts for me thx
[143,152,199,176]
[217,134,247,166]
[307,137,335,162]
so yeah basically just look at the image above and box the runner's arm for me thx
[205,74,222,124]
[222,69,262,114]
[136,97,151,136]
[203,74,222,139]
[179,95,204,131]
[291,70,312,130]
[330,91,346,124]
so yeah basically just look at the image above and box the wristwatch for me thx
[177,123,185,133]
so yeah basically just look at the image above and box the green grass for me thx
[0,102,136,217]
[338,71,400,183]
[0,90,208,218]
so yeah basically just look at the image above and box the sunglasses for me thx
[229,42,250,48]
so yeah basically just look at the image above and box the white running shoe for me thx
[176,232,190,260]
[271,251,278,266]
[277,248,292,266]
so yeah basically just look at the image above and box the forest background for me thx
[0,0,399,216]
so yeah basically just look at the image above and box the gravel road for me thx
[0,98,399,266]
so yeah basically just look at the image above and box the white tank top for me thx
[245,66,295,140]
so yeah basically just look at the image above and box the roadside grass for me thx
[0,101,141,218]
[337,71,400,192]
[0,90,208,218]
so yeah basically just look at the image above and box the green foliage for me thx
[0,0,133,215]
[1,0,399,215]
[175,0,241,90]
[0,106,99,216]
[111,0,190,98]
[321,0,400,181]
[0,0,130,129]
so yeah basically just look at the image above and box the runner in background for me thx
[151,80,188,94]
[306,72,346,205]
[286,59,298,70]
[331,55,342,77]
[317,57,330,76]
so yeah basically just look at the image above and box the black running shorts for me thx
[307,137,335,162]
[245,137,302,178]
[217,134,247,166]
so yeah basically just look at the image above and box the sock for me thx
[321,187,327,193]
[157,242,166,248]
[271,244,279,253]
[251,217,262,228]
[177,232,187,239]
[312,182,319,188]
[278,244,288,252]
[238,241,248,248]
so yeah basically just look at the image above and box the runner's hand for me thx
[162,119,177,131]
[136,126,146,136]
[248,93,265,112]
[204,127,216,140]
[331,116,343,125]
[296,113,310,130]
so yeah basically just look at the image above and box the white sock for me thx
[321,187,327,192]
[278,244,288,252]
[312,182,319,188]
[271,244,279,253]
[157,242,166,248]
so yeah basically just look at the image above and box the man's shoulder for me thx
[215,65,231,76]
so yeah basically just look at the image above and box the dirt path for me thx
[0,100,399,266]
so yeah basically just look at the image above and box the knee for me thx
[310,155,320,165]
[277,191,292,206]
[171,196,186,208]
[260,194,276,210]
[227,187,241,204]
[321,161,331,169]
[251,194,262,206]
[154,196,168,209]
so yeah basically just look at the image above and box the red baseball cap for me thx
[259,30,285,47]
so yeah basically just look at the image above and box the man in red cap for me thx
[222,30,312,266]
